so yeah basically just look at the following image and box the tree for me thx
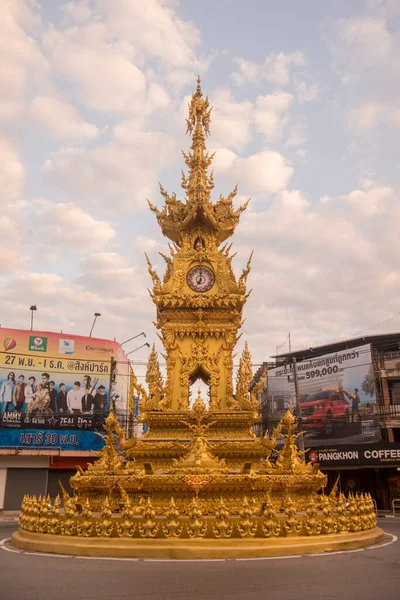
[361,365,376,398]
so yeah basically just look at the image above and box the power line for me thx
[287,312,400,352]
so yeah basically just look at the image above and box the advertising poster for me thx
[0,327,130,435]
[264,344,380,446]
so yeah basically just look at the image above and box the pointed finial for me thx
[186,78,211,137]
[196,75,202,96]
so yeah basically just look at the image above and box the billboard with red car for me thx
[264,344,380,445]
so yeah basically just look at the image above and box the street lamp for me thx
[30,305,37,331]
[120,332,146,346]
[89,312,101,337]
[126,342,150,358]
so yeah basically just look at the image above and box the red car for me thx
[300,390,350,437]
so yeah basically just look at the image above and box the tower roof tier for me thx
[148,77,249,245]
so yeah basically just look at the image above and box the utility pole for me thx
[30,305,37,330]
[89,312,101,337]
[292,356,305,460]
[110,356,117,412]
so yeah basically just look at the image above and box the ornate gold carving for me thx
[61,498,77,536]
[283,496,302,536]
[117,497,136,537]
[96,497,114,537]
[320,494,337,534]
[162,497,183,538]
[304,497,322,536]
[187,497,207,538]
[212,498,233,538]
[336,493,349,533]
[77,498,93,537]
[139,498,159,538]
[261,494,281,538]
[238,496,257,538]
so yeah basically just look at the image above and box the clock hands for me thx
[196,267,206,286]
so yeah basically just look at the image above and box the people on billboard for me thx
[56,383,68,413]
[352,388,361,422]
[93,385,107,418]
[48,381,57,412]
[81,375,94,413]
[41,372,50,390]
[0,372,16,412]
[343,388,361,422]
[1,370,109,423]
[13,375,26,412]
[67,381,82,415]
[26,382,50,414]
[24,376,36,405]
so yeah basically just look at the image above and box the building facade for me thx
[0,327,131,509]
[255,333,400,510]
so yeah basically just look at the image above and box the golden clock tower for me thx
[14,80,379,560]
[145,77,254,413]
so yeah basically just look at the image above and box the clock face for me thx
[186,265,215,293]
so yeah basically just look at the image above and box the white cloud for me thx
[213,149,293,197]
[134,236,167,254]
[0,136,25,205]
[330,9,400,127]
[96,0,202,70]
[0,215,27,275]
[254,92,293,140]
[349,101,400,130]
[210,88,253,151]
[367,0,400,17]
[321,180,392,217]
[233,179,400,358]
[42,130,178,213]
[232,52,305,87]
[285,123,307,148]
[0,254,155,347]
[0,0,47,121]
[295,149,307,162]
[60,1,94,24]
[235,152,293,196]
[42,23,148,116]
[334,17,392,71]
[37,201,117,251]
[30,95,100,140]
[295,81,319,103]
[42,0,207,117]
[73,252,152,319]
[211,148,238,172]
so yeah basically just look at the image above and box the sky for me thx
[1,0,400,381]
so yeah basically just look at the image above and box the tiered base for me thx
[11,527,384,559]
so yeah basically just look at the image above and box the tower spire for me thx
[183,76,213,206]
[149,78,249,245]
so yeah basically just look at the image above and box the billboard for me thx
[264,344,380,446]
[0,327,130,434]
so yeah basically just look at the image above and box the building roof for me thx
[271,331,400,362]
